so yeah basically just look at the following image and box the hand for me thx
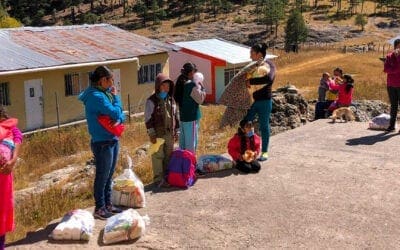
[245,80,251,88]
[150,136,157,144]
[0,159,17,174]
[110,86,117,95]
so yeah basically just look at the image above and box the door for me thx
[24,79,44,130]
[113,69,121,96]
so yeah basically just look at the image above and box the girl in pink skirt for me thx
[0,107,23,249]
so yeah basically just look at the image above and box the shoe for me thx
[94,206,113,220]
[157,178,171,188]
[106,204,123,214]
[196,169,206,176]
[258,152,269,162]
[385,126,395,132]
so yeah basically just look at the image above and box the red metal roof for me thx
[0,24,177,72]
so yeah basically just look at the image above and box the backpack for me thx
[167,149,197,188]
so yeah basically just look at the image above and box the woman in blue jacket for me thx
[79,66,125,220]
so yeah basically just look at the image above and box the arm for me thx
[112,94,126,123]
[190,86,206,105]
[384,53,400,74]
[144,99,156,137]
[228,135,241,161]
[328,80,340,91]
[92,92,124,123]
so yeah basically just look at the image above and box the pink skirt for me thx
[0,144,14,235]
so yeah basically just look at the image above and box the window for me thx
[224,68,242,86]
[0,82,10,106]
[64,72,90,96]
[138,63,162,84]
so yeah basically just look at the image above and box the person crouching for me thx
[228,120,261,173]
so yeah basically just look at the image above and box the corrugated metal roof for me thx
[0,24,177,72]
[173,38,277,65]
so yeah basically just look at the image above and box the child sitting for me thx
[145,73,179,187]
[228,120,261,173]
[328,74,354,111]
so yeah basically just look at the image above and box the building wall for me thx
[0,52,169,131]
[215,66,226,102]
[168,51,212,95]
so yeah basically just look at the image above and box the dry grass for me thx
[274,50,388,101]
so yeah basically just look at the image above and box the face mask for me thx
[158,91,168,100]
[246,129,254,138]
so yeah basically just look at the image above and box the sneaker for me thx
[94,206,113,220]
[196,169,206,176]
[106,204,123,214]
[258,152,269,162]
[385,127,395,133]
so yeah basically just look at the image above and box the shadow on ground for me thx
[346,131,398,146]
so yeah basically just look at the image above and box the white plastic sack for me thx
[369,113,393,130]
[112,168,146,208]
[103,209,149,245]
[50,209,95,241]
[197,154,234,173]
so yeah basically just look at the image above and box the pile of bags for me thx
[112,168,146,208]
[50,209,95,241]
[369,113,393,130]
[103,209,149,245]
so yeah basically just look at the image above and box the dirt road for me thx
[8,120,400,249]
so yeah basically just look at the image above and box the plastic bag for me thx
[369,113,393,130]
[197,154,234,173]
[50,209,95,241]
[112,167,146,208]
[103,209,150,245]
[148,138,165,155]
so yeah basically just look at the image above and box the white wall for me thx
[169,50,213,95]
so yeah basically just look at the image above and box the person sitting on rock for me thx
[328,74,354,111]
[228,120,261,174]
[318,72,331,102]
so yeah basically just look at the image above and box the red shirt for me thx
[384,52,400,87]
[228,133,261,161]
[328,82,353,106]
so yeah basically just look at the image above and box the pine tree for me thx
[285,9,308,52]
[133,0,148,26]
[355,13,367,31]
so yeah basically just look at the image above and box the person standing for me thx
[179,72,206,154]
[145,73,179,186]
[0,107,22,250]
[244,43,276,162]
[384,39,400,132]
[78,66,125,219]
[174,63,197,107]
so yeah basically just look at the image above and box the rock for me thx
[351,100,390,122]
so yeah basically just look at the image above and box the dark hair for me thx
[238,120,255,155]
[395,39,400,48]
[333,67,343,76]
[343,74,354,93]
[0,106,9,120]
[180,62,197,76]
[90,66,113,85]
[251,43,268,58]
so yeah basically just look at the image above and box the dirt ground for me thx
[7,120,400,249]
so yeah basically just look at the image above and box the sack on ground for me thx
[50,209,94,241]
[197,154,233,173]
[103,209,149,245]
[112,168,146,208]
[369,113,393,130]
[167,149,197,188]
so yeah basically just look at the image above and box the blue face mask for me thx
[246,130,254,138]
[158,91,168,100]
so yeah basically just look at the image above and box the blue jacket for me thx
[78,87,125,142]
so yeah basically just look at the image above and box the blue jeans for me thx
[91,140,119,210]
[179,120,199,154]
[245,99,272,153]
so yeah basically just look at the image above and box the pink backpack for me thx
[167,149,197,188]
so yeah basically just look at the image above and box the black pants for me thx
[387,86,400,128]
[236,160,261,173]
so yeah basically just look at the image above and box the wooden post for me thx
[127,94,131,123]
[55,92,60,130]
